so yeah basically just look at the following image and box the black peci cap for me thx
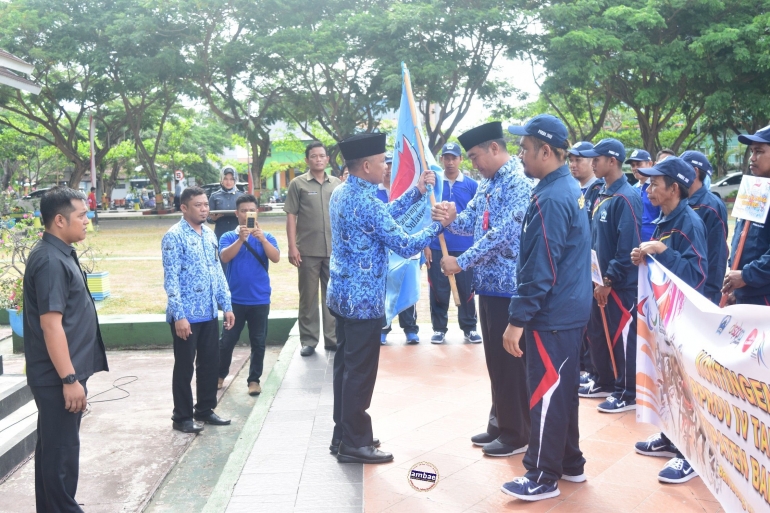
[457,122,504,152]
[338,133,387,161]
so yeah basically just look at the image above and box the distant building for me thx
[0,49,40,94]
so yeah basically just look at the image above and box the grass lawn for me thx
[87,215,450,329]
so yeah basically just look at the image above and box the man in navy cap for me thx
[631,156,707,484]
[424,142,480,345]
[327,132,453,464]
[500,114,592,501]
[378,152,420,344]
[679,150,728,305]
[433,121,534,457]
[568,141,603,387]
[627,149,660,242]
[723,125,770,305]
[576,139,642,414]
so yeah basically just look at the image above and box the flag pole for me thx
[599,304,618,380]
[403,65,461,307]
[720,221,750,308]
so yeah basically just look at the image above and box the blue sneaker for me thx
[501,477,559,501]
[634,433,677,458]
[464,330,482,343]
[597,396,636,413]
[579,373,595,386]
[406,332,419,344]
[430,331,445,344]
[578,382,612,398]
[380,333,387,345]
[658,457,698,484]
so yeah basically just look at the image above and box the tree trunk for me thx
[68,161,89,190]
[103,161,121,199]
[249,134,270,201]
[1,159,14,190]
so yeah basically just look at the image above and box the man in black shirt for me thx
[24,186,108,512]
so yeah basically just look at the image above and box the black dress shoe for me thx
[337,442,393,464]
[324,344,338,351]
[471,431,500,447]
[300,346,315,356]
[193,412,231,425]
[173,420,204,433]
[482,438,527,457]
[329,437,380,455]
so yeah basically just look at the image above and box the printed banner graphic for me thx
[637,258,770,512]
[732,175,770,224]
[384,63,443,325]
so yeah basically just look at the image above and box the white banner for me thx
[637,258,770,512]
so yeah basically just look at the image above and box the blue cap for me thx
[507,114,569,149]
[679,150,713,176]
[624,149,652,164]
[738,125,770,145]
[638,157,694,189]
[568,141,594,156]
[578,138,626,162]
[441,142,462,157]
[385,152,393,164]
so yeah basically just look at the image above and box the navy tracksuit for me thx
[579,177,605,374]
[652,200,708,294]
[730,217,770,306]
[688,186,729,304]
[586,175,642,402]
[427,174,479,333]
[508,165,592,483]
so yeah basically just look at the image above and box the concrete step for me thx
[0,375,33,423]
[0,377,36,481]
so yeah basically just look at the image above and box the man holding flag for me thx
[435,121,534,457]
[327,133,452,464]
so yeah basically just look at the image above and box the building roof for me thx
[0,49,40,94]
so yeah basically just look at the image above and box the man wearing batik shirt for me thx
[163,186,235,434]
[436,122,534,458]
[327,133,455,465]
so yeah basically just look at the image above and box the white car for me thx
[709,171,743,200]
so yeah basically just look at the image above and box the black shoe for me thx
[300,346,315,356]
[324,344,338,351]
[336,442,393,464]
[471,431,499,447]
[482,438,528,457]
[172,420,204,433]
[330,437,380,455]
[193,412,231,425]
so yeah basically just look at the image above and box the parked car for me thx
[17,187,52,211]
[710,171,743,200]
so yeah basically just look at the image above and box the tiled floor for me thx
[228,325,723,512]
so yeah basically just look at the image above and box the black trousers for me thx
[586,288,637,402]
[219,303,270,383]
[331,311,382,448]
[523,328,585,483]
[30,381,88,513]
[427,249,477,333]
[479,295,530,447]
[381,305,418,335]
[171,318,219,421]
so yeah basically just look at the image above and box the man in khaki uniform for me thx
[285,141,342,356]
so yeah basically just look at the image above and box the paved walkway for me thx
[227,325,723,512]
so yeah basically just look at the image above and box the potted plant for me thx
[0,277,24,336]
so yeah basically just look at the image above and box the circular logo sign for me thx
[743,329,759,353]
[408,461,439,492]
[174,170,184,181]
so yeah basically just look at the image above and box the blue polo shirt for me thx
[219,230,279,305]
[429,173,478,252]
[637,181,661,242]
[376,185,389,204]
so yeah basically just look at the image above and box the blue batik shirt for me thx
[446,157,534,297]
[162,219,232,323]
[327,175,443,319]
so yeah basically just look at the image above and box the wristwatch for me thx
[61,374,77,385]
[602,276,613,288]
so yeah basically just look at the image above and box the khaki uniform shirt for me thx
[284,172,341,258]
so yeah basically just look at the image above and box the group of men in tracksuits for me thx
[453,113,770,501]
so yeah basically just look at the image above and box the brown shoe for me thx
[248,382,261,396]
[217,378,224,390]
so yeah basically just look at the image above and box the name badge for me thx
[306,191,318,195]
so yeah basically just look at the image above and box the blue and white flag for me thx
[384,63,443,325]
